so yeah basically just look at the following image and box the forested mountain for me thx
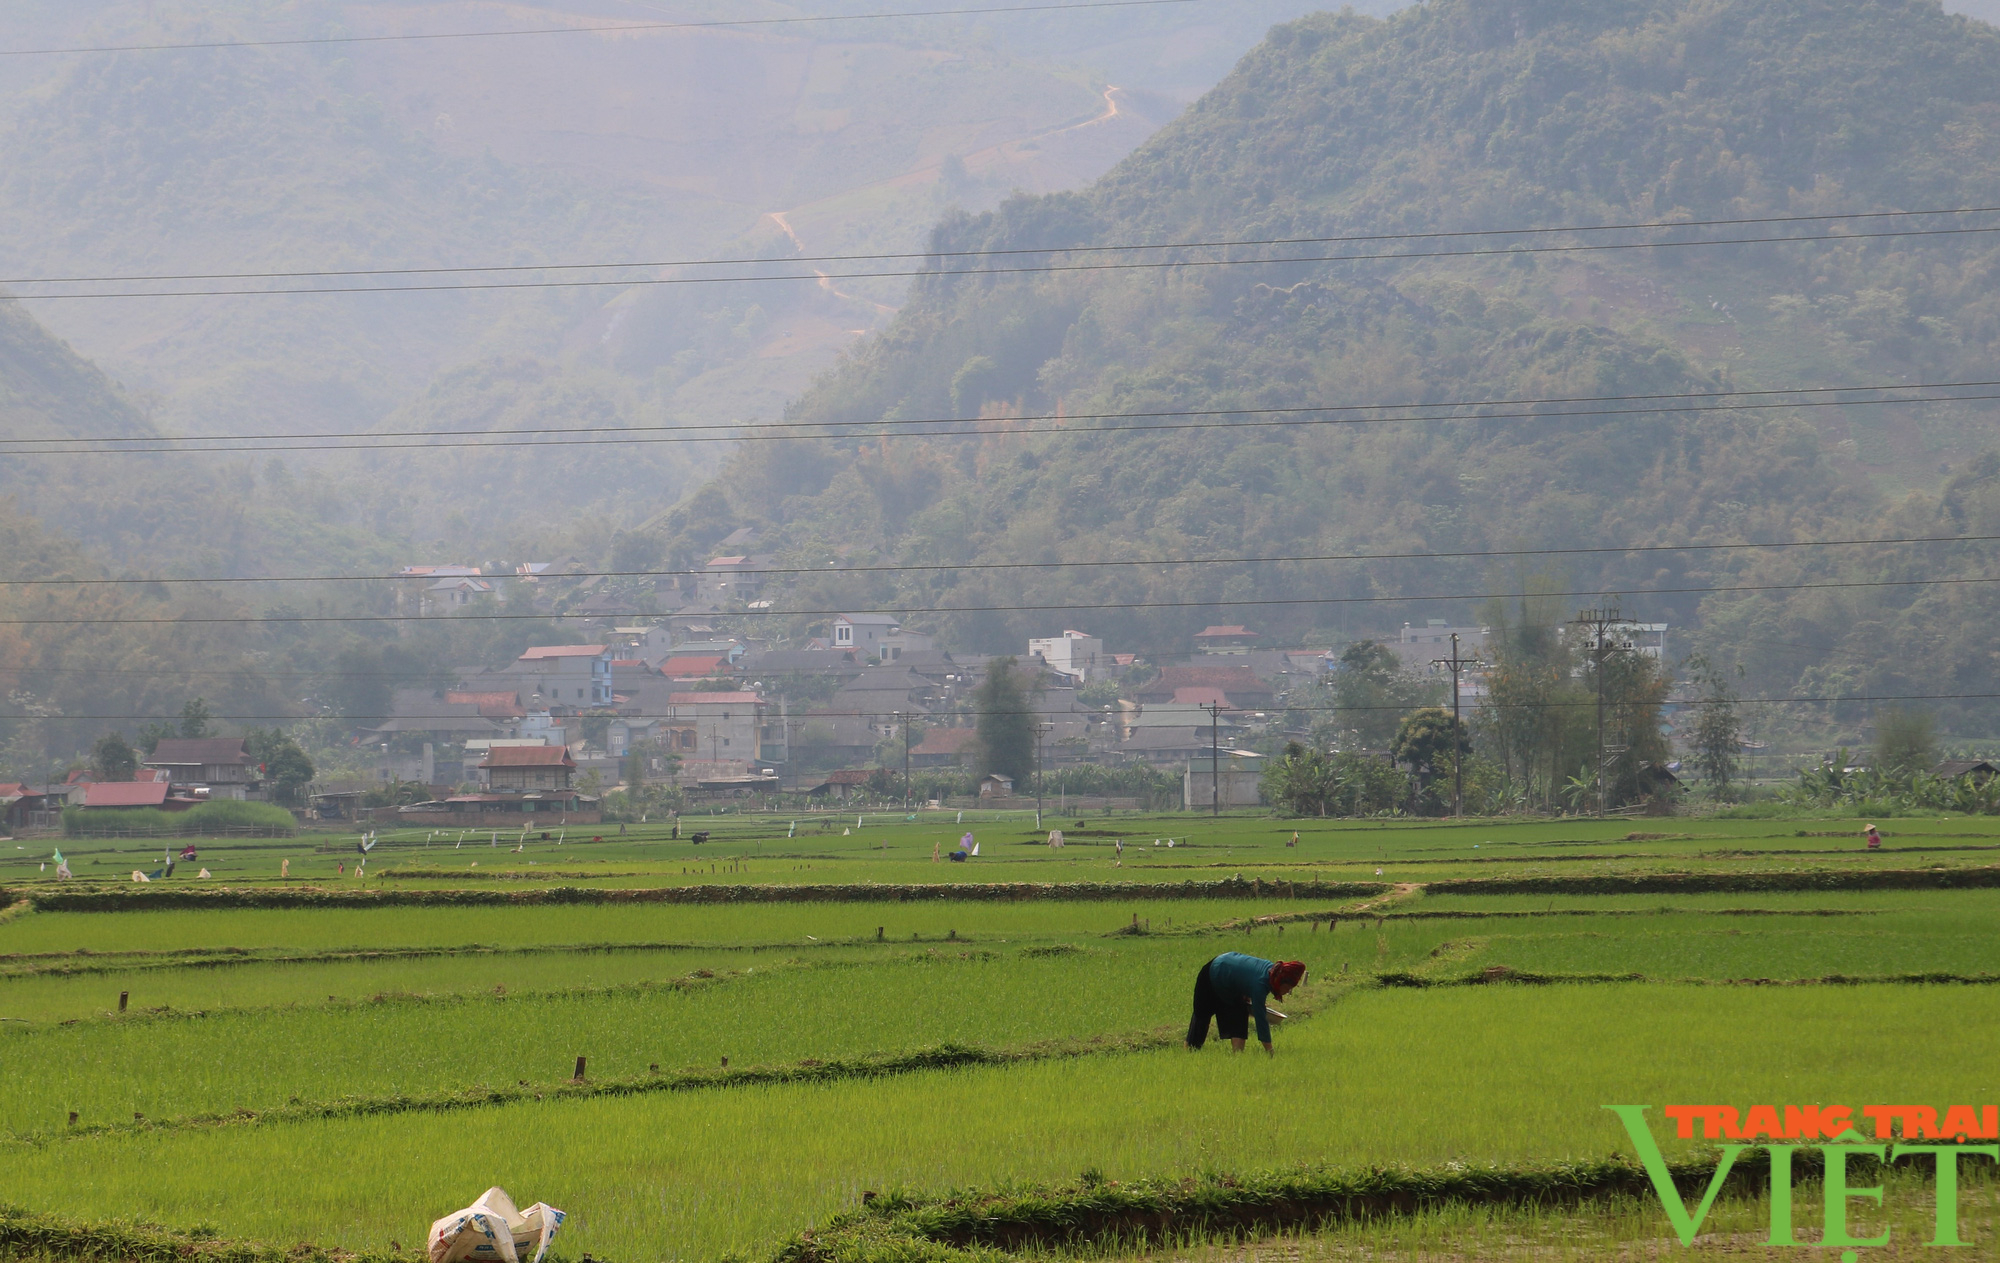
[674,0,2000,738]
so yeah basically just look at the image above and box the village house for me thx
[806,768,875,801]
[482,745,575,792]
[1134,664,1276,711]
[143,738,260,800]
[831,614,934,661]
[80,781,195,811]
[616,690,768,772]
[1390,620,1492,672]
[700,554,776,600]
[391,744,600,827]
[503,645,615,707]
[424,575,495,614]
[908,727,979,769]
[1193,625,1259,654]
[1,783,70,831]
[1027,630,1113,682]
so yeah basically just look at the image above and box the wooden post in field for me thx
[118,991,128,1012]
[573,1056,586,1081]
[876,926,884,940]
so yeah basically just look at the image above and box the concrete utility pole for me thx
[898,711,912,811]
[1570,607,1625,819]
[1034,722,1054,828]
[1431,632,1481,817]
[1202,702,1222,815]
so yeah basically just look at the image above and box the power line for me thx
[5,529,1995,588]
[4,572,1996,626]
[8,223,1999,303]
[0,0,1202,58]
[9,691,1996,723]
[10,378,2000,457]
[9,204,1995,287]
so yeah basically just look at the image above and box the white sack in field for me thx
[428,1187,565,1263]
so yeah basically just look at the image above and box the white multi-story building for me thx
[1389,620,1491,672]
[1028,629,1108,681]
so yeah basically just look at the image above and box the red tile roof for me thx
[1195,625,1258,639]
[518,645,607,660]
[479,745,576,769]
[1171,686,1232,707]
[823,769,875,785]
[911,727,978,756]
[659,655,728,678]
[668,691,762,705]
[1155,664,1264,688]
[447,690,525,717]
[83,781,170,808]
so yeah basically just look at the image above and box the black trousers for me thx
[1186,959,1250,1048]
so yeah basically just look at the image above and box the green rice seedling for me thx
[0,944,1224,1135]
[0,899,1355,957]
[1100,1162,1997,1262]
[1,984,1989,1262]
[1447,908,2000,979]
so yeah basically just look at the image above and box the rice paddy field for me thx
[2,810,1996,1262]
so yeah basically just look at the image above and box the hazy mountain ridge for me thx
[0,0,1332,547]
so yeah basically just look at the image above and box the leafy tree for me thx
[1076,678,1123,708]
[1595,649,1675,810]
[178,698,212,739]
[1323,642,1440,750]
[1478,573,1581,810]
[1262,741,1337,816]
[972,656,1038,784]
[245,728,317,805]
[1873,707,1939,782]
[1682,655,1741,800]
[1393,707,1472,813]
[622,739,678,791]
[264,744,316,806]
[91,733,138,780]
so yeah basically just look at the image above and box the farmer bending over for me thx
[1186,952,1304,1055]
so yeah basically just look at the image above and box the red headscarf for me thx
[1270,960,1307,991]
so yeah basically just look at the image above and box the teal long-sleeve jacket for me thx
[1209,951,1275,1044]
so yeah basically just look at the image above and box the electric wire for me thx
[4,572,1997,625]
[3,529,1993,588]
[0,0,1203,58]
[8,222,1999,302]
[9,378,2000,457]
[8,204,1996,287]
[6,691,1993,722]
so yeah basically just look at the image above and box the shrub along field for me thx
[0,814,1996,1263]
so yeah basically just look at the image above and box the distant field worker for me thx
[1865,824,1882,850]
[1187,952,1305,1055]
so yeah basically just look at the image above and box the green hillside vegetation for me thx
[673,0,2000,743]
